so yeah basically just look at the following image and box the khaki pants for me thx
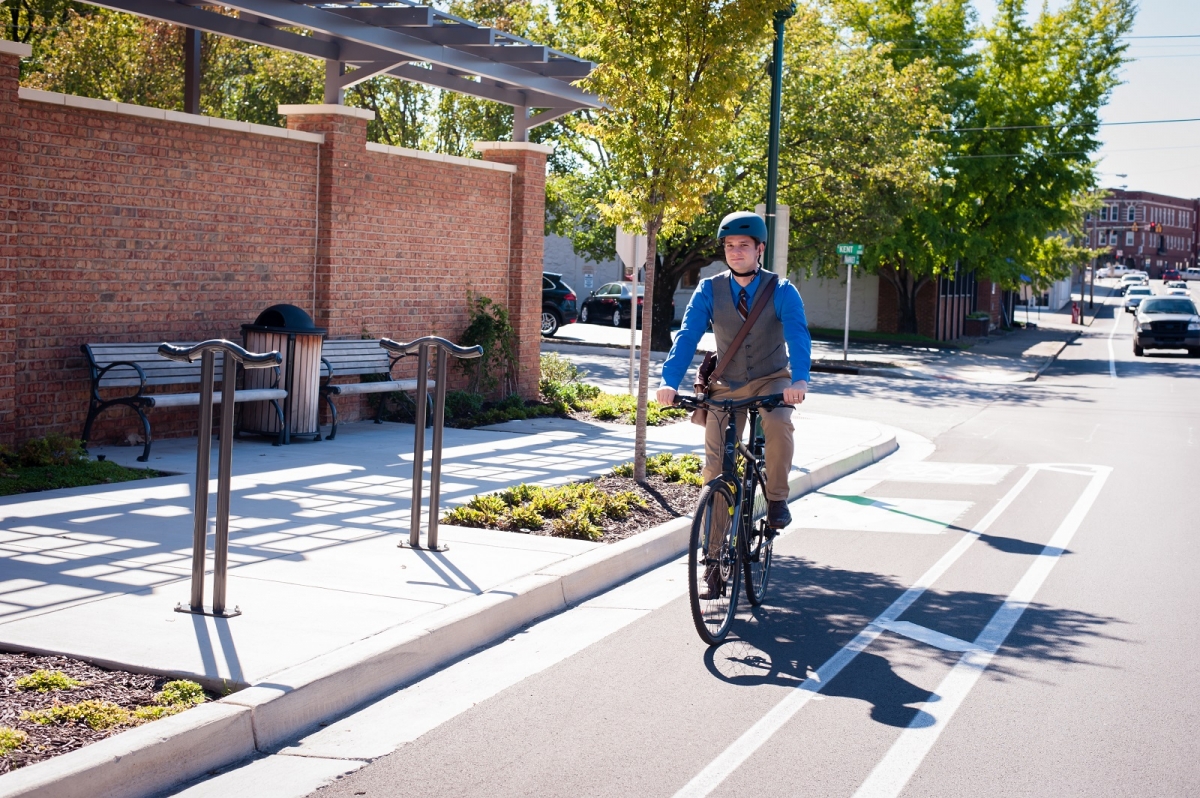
[703,369,794,502]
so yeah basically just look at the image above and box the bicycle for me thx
[671,392,790,645]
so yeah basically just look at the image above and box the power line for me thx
[935,117,1200,134]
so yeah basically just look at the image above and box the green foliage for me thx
[586,394,688,426]
[613,452,703,485]
[836,0,1134,330]
[0,457,160,497]
[22,700,131,730]
[444,390,486,420]
[0,727,27,757]
[14,669,83,693]
[17,433,87,467]
[459,293,518,397]
[443,481,646,539]
[156,680,206,707]
[539,354,603,412]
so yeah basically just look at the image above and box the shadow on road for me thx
[702,555,1123,728]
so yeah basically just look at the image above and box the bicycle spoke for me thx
[688,481,740,645]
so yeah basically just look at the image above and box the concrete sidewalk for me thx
[0,411,896,798]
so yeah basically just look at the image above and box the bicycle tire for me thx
[688,479,741,645]
[742,462,774,607]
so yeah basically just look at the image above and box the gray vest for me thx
[711,271,789,389]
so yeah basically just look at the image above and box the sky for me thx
[973,0,1200,200]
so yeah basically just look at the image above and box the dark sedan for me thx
[579,282,672,328]
[542,273,578,337]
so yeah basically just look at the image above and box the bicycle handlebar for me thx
[671,392,791,412]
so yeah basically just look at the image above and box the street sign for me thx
[843,255,860,265]
[836,244,864,255]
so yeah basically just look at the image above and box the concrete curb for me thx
[0,427,897,798]
[1026,332,1080,382]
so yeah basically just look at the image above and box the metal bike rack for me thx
[379,336,483,552]
[159,340,283,618]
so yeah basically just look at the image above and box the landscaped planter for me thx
[963,317,991,337]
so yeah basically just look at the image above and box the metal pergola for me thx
[85,0,600,139]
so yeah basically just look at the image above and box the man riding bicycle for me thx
[656,212,812,590]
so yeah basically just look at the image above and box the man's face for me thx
[722,235,763,273]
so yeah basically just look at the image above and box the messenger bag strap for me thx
[709,271,779,386]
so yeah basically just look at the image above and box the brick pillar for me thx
[0,41,31,446]
[279,104,374,339]
[475,141,552,399]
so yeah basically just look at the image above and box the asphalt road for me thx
[310,294,1199,798]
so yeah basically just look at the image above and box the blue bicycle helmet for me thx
[717,211,768,243]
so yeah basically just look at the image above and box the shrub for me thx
[14,669,83,692]
[22,700,131,730]
[539,352,586,386]
[612,452,703,485]
[0,727,27,756]
[157,680,205,707]
[551,508,602,541]
[17,434,88,468]
[507,505,545,531]
[460,293,518,396]
[443,390,484,421]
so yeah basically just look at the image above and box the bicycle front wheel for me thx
[742,465,774,607]
[689,480,741,645]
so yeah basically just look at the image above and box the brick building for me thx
[1087,189,1199,277]
[0,40,558,447]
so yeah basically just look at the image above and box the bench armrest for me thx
[92,361,148,402]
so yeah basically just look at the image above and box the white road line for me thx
[853,464,1111,798]
[1107,308,1122,379]
[672,466,1041,798]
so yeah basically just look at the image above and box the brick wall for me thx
[0,51,543,447]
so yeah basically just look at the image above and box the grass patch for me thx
[612,453,703,486]
[0,728,26,757]
[442,481,647,541]
[14,670,84,693]
[0,460,162,497]
[0,434,161,497]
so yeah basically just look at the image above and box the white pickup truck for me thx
[1183,269,1200,282]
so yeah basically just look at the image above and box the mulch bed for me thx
[530,474,700,544]
[0,652,212,774]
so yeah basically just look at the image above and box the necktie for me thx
[737,289,749,321]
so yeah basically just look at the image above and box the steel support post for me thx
[843,264,853,362]
[425,347,449,551]
[188,350,215,610]
[408,344,429,548]
[762,5,795,274]
[212,352,237,615]
[184,28,201,115]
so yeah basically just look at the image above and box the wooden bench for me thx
[319,339,432,440]
[81,342,288,462]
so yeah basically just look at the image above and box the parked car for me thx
[1123,285,1154,312]
[578,282,674,328]
[541,273,578,337]
[1133,296,1200,356]
[1162,268,1181,283]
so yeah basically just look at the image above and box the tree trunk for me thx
[633,214,663,483]
[881,261,929,335]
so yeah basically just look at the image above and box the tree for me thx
[561,0,781,481]
[839,0,1133,332]
[552,3,948,353]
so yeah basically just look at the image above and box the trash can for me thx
[241,304,327,443]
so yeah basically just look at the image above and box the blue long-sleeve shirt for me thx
[660,270,812,390]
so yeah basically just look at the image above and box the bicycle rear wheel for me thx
[688,480,741,645]
[742,465,774,607]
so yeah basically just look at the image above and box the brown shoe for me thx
[767,500,791,529]
[699,564,725,600]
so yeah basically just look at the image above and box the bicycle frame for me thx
[711,403,768,561]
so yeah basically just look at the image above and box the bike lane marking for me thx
[1108,306,1123,379]
[852,463,1111,798]
[672,464,1041,798]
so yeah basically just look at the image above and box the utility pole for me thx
[762,4,795,273]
